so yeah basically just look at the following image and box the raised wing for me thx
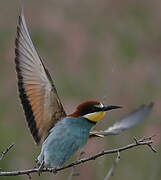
[15,10,66,145]
[90,103,153,137]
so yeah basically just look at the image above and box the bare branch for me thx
[0,136,156,177]
[103,135,157,180]
[0,143,15,162]
[68,150,85,180]
[104,151,120,180]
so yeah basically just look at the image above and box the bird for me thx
[14,9,153,169]
[37,101,121,169]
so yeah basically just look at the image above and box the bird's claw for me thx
[38,161,44,176]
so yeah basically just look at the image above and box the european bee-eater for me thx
[14,10,153,169]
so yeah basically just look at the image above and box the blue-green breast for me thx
[37,116,95,168]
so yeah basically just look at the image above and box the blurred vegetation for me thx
[0,0,160,179]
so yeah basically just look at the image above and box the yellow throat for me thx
[84,111,106,123]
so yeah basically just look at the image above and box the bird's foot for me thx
[52,168,57,174]
[35,159,39,164]
[34,159,39,168]
[38,161,44,176]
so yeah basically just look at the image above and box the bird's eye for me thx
[92,105,103,112]
[94,105,99,108]
[94,103,104,109]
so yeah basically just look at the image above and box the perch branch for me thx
[0,143,15,162]
[0,136,156,177]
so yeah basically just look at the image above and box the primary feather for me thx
[90,103,153,137]
[15,10,66,145]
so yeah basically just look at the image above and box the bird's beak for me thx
[101,105,123,112]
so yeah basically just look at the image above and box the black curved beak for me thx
[101,105,123,112]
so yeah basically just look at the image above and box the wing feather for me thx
[15,10,66,145]
[90,103,153,137]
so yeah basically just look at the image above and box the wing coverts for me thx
[15,11,66,145]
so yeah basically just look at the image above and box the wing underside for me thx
[15,10,66,145]
[90,103,153,137]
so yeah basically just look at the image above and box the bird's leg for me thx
[52,168,57,174]
[38,160,44,176]
[34,159,39,168]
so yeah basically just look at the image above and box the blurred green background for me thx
[0,0,160,179]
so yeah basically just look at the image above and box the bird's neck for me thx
[66,116,96,130]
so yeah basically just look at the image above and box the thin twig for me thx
[0,143,15,162]
[26,173,32,179]
[103,135,157,180]
[104,151,120,180]
[0,136,156,177]
[68,150,85,180]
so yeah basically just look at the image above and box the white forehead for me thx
[95,103,104,108]
[100,103,104,107]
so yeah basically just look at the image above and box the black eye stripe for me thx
[80,106,102,116]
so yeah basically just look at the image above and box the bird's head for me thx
[69,101,122,123]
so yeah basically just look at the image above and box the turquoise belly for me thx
[38,116,95,168]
